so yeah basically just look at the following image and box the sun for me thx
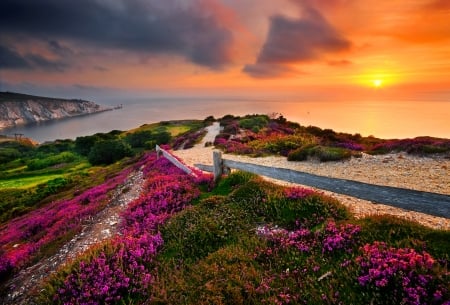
[372,79,383,88]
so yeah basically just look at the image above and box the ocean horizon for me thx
[1,97,449,143]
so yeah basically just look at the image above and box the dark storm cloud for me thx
[25,54,69,72]
[0,0,234,69]
[244,5,351,78]
[48,40,75,57]
[0,43,68,71]
[0,45,30,69]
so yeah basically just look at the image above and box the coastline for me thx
[0,107,113,131]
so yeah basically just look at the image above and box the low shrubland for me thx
[1,117,449,304]
[36,169,449,304]
[0,120,206,287]
[213,114,450,162]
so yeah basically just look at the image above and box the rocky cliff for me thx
[0,92,111,129]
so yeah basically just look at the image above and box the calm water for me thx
[1,98,449,143]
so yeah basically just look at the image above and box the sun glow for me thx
[373,79,383,88]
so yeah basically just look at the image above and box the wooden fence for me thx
[194,151,450,219]
[155,145,193,175]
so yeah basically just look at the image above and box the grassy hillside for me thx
[38,168,450,304]
[1,115,449,304]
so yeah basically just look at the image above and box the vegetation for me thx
[213,114,450,161]
[1,115,449,304]
[88,139,133,165]
[0,119,205,278]
[35,168,450,304]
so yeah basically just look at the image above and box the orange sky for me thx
[1,0,450,100]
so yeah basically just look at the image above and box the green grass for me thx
[125,120,203,137]
[0,174,64,188]
[167,125,191,136]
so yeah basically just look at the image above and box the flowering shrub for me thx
[56,233,163,304]
[334,141,364,151]
[172,129,207,150]
[357,241,449,305]
[249,133,308,156]
[51,154,201,304]
[370,137,450,155]
[130,167,449,305]
[0,166,133,278]
[257,221,361,256]
[320,221,361,254]
[283,186,316,200]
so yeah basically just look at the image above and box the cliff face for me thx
[0,92,110,129]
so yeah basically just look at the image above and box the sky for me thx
[1,0,450,101]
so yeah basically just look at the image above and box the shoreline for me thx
[0,107,113,131]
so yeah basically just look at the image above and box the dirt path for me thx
[2,170,144,305]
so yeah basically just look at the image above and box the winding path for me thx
[1,170,144,305]
[220,159,450,218]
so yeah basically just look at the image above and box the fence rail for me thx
[195,151,450,219]
[155,145,193,175]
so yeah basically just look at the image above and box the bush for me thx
[314,146,353,162]
[287,146,310,161]
[45,177,69,194]
[74,135,100,156]
[161,197,252,263]
[26,151,79,170]
[369,137,450,155]
[152,127,171,145]
[88,139,133,165]
[288,145,353,162]
[272,194,350,229]
[239,115,269,132]
[36,140,74,154]
[153,243,264,305]
[0,148,21,164]
[125,130,154,148]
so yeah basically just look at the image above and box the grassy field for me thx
[0,174,64,188]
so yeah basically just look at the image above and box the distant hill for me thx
[0,92,111,129]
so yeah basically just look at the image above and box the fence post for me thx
[156,145,161,159]
[213,150,223,181]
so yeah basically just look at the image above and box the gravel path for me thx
[1,170,144,305]
[173,124,450,230]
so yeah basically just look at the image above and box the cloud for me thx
[327,59,352,66]
[25,54,69,72]
[0,45,30,69]
[48,40,75,57]
[0,0,236,69]
[0,43,69,71]
[242,63,298,78]
[424,0,450,10]
[244,3,351,78]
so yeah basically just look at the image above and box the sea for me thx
[1,97,449,143]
